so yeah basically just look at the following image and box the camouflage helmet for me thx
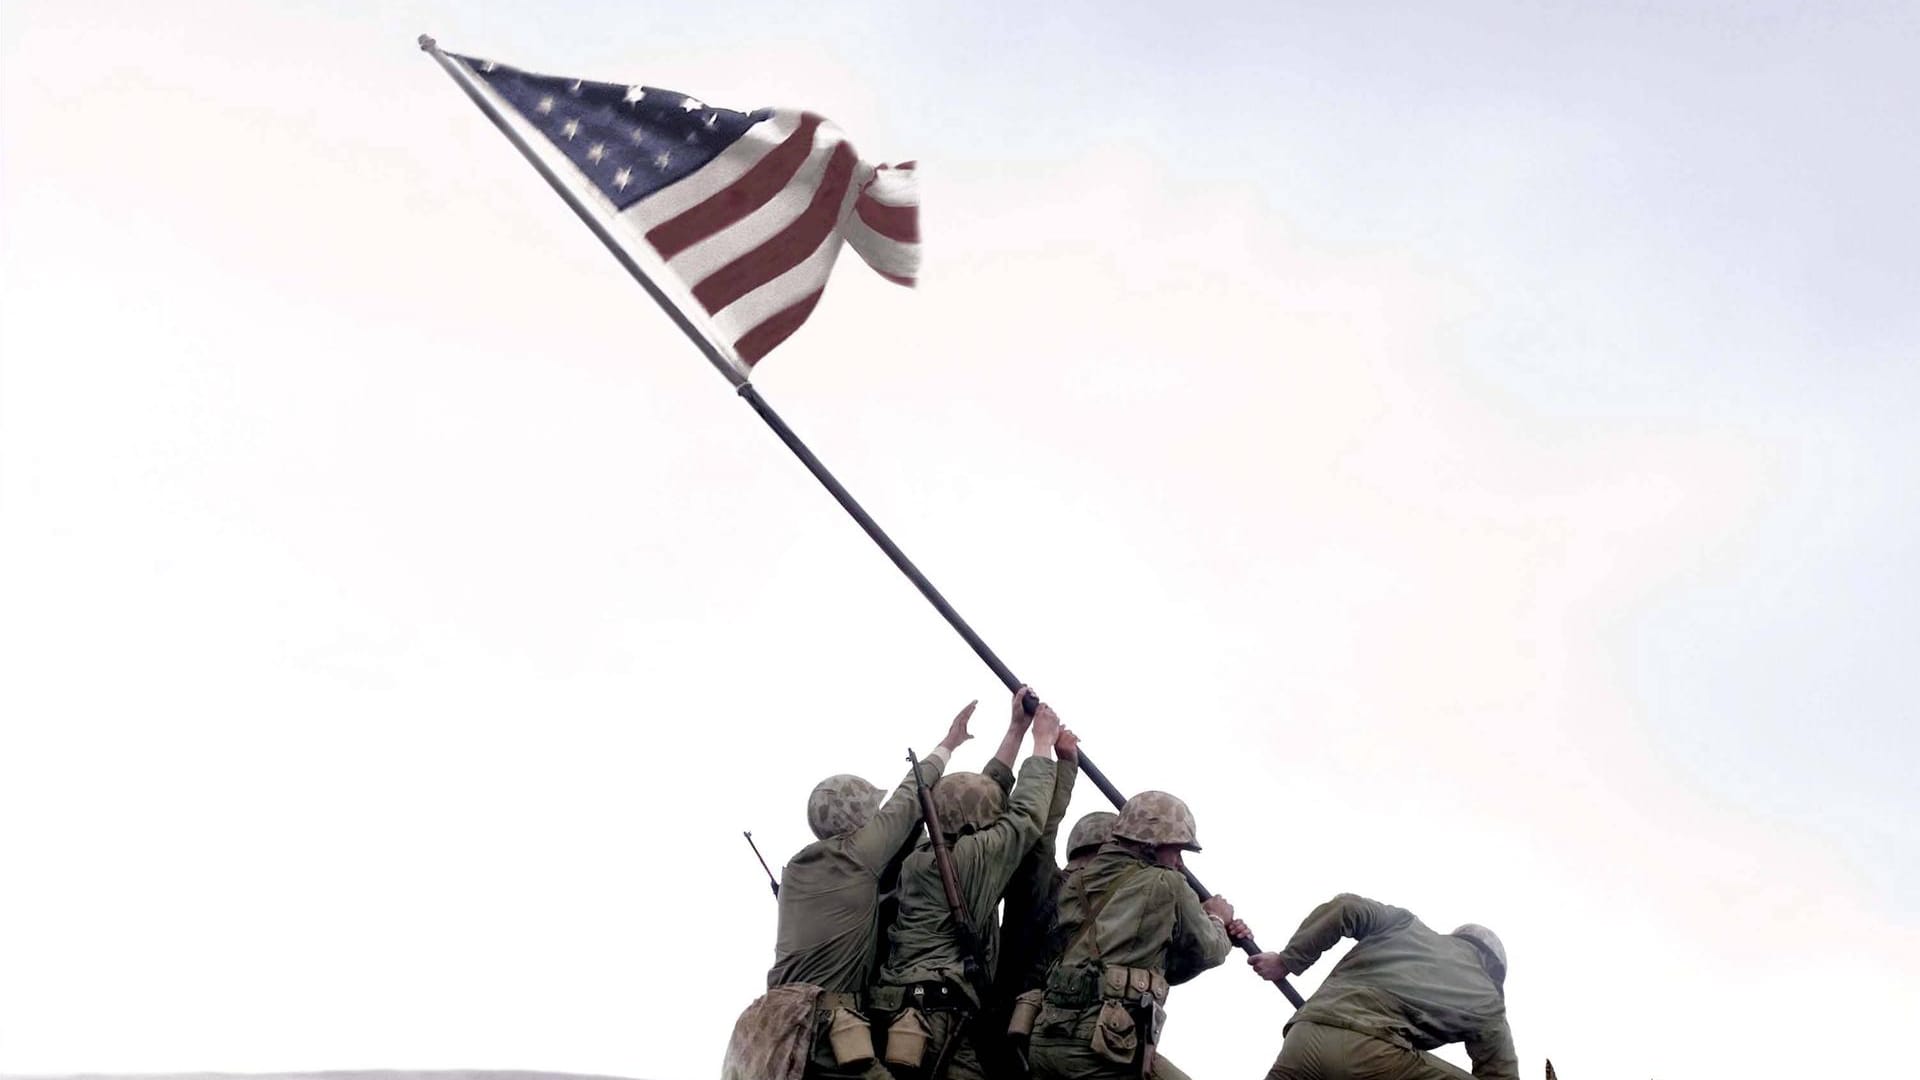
[807,774,883,839]
[1452,923,1508,984]
[1111,790,1200,851]
[1066,811,1118,859]
[933,771,1004,838]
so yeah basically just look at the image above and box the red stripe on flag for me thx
[875,270,915,287]
[693,142,857,314]
[645,114,824,259]
[854,192,918,242]
[734,288,825,366]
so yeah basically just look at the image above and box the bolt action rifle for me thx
[743,830,779,897]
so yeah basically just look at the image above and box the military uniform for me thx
[1027,846,1232,1079]
[722,749,953,1080]
[1027,791,1228,1080]
[874,756,1059,1080]
[974,754,1078,1076]
[1263,895,1518,1080]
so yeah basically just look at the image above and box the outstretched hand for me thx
[940,700,978,752]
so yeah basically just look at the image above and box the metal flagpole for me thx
[420,34,1305,1009]
[737,381,1305,1008]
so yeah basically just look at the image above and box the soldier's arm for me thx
[1466,1019,1521,1080]
[851,701,979,869]
[1276,893,1414,974]
[1037,753,1078,858]
[984,756,1015,797]
[1164,870,1234,984]
[989,686,1036,779]
[851,746,952,871]
[958,755,1057,901]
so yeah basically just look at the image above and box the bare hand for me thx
[1054,726,1080,763]
[1202,895,1235,924]
[1247,952,1289,981]
[1009,686,1038,734]
[1225,918,1252,943]
[1030,703,1061,747]
[940,700,978,752]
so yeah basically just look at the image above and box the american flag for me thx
[451,53,920,371]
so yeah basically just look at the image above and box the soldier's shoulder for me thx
[1121,861,1187,895]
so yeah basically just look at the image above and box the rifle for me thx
[908,748,993,1080]
[743,830,779,897]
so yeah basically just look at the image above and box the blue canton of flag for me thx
[459,56,770,208]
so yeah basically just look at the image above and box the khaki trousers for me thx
[1264,1022,1474,1080]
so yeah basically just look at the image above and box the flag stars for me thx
[561,118,581,140]
[680,96,704,112]
[535,95,555,115]
[653,149,674,170]
[630,126,648,144]
[568,79,583,96]
[587,142,606,164]
[703,112,718,130]
[614,166,633,190]
[624,85,646,105]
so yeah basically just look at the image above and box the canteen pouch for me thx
[827,1006,876,1065]
[1089,1000,1138,1065]
[883,1007,930,1069]
[1007,989,1044,1039]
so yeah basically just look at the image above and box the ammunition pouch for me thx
[1089,1000,1137,1065]
[1073,965,1170,1072]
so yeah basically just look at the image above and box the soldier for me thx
[1248,894,1518,1080]
[977,706,1083,1078]
[1028,791,1247,1080]
[721,702,978,1080]
[872,689,1065,1080]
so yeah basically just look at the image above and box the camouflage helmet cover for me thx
[933,771,1005,838]
[1066,811,1118,859]
[1452,923,1508,984]
[1112,790,1200,851]
[808,774,883,839]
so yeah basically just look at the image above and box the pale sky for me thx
[3,3,1917,1079]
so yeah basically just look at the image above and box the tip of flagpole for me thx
[417,33,437,52]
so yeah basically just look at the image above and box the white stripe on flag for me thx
[708,178,862,337]
[666,120,847,289]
